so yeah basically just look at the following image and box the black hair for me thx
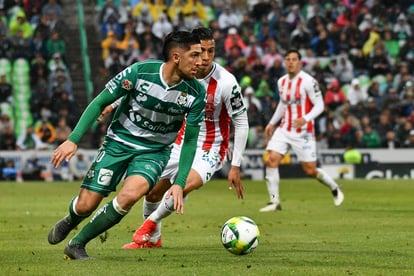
[191,27,214,41]
[162,31,200,61]
[285,48,302,60]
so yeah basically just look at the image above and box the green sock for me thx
[67,196,90,226]
[70,200,126,245]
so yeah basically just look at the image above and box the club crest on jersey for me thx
[122,79,133,90]
[177,92,188,106]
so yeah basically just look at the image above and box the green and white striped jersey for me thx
[105,60,206,151]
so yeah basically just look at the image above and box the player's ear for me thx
[171,50,180,65]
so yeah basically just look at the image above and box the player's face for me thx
[284,52,301,75]
[177,44,202,80]
[197,39,215,78]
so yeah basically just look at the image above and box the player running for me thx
[120,27,249,249]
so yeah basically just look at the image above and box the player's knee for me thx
[303,167,317,177]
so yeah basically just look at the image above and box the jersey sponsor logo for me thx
[177,92,188,106]
[122,79,133,90]
[97,168,113,186]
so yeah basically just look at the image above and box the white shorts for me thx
[266,128,317,162]
[161,144,223,185]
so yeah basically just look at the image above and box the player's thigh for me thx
[126,149,170,191]
[190,149,223,186]
[290,133,317,162]
[81,146,132,197]
[266,129,290,155]
[117,175,150,209]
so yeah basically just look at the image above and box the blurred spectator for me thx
[261,40,283,71]
[310,29,335,57]
[10,29,31,60]
[0,113,13,134]
[2,159,17,181]
[181,0,207,25]
[381,130,401,149]
[256,22,277,51]
[33,13,51,43]
[403,129,414,148]
[34,119,56,145]
[250,0,271,23]
[16,125,48,150]
[368,46,392,78]
[393,13,412,45]
[0,31,13,59]
[398,38,414,72]
[244,35,263,66]
[47,52,68,74]
[21,156,45,181]
[243,86,262,112]
[0,125,16,150]
[0,74,12,103]
[137,23,162,58]
[54,117,72,145]
[347,78,368,106]
[324,79,347,111]
[151,12,173,40]
[217,5,239,31]
[99,0,120,26]
[382,87,400,110]
[30,32,48,59]
[101,13,123,39]
[41,0,63,19]
[290,21,311,50]
[361,125,381,148]
[69,152,90,181]
[118,0,132,33]
[224,27,246,54]
[45,31,66,61]
[8,10,33,39]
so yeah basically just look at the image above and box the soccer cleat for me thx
[63,244,93,260]
[48,216,75,245]
[333,188,344,206]
[122,238,162,249]
[133,219,157,245]
[259,202,282,212]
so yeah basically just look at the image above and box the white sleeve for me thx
[268,101,285,126]
[303,94,324,122]
[231,111,249,167]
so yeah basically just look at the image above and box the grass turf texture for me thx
[1,178,413,275]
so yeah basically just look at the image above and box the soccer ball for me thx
[221,216,260,255]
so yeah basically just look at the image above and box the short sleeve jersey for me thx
[277,70,322,135]
[104,60,206,151]
[175,62,246,161]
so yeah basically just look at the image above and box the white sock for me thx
[143,197,161,241]
[316,168,339,191]
[265,167,280,203]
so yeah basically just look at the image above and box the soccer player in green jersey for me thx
[47,31,206,260]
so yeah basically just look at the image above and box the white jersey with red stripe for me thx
[175,62,246,161]
[277,70,322,135]
[162,62,247,184]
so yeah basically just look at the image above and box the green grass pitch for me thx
[1,178,413,275]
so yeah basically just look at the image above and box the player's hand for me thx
[227,166,244,199]
[51,140,77,168]
[293,117,306,128]
[264,124,275,140]
[165,184,184,214]
[97,104,114,122]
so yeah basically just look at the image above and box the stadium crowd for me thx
[1,0,414,155]
[94,0,414,151]
[0,0,77,153]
